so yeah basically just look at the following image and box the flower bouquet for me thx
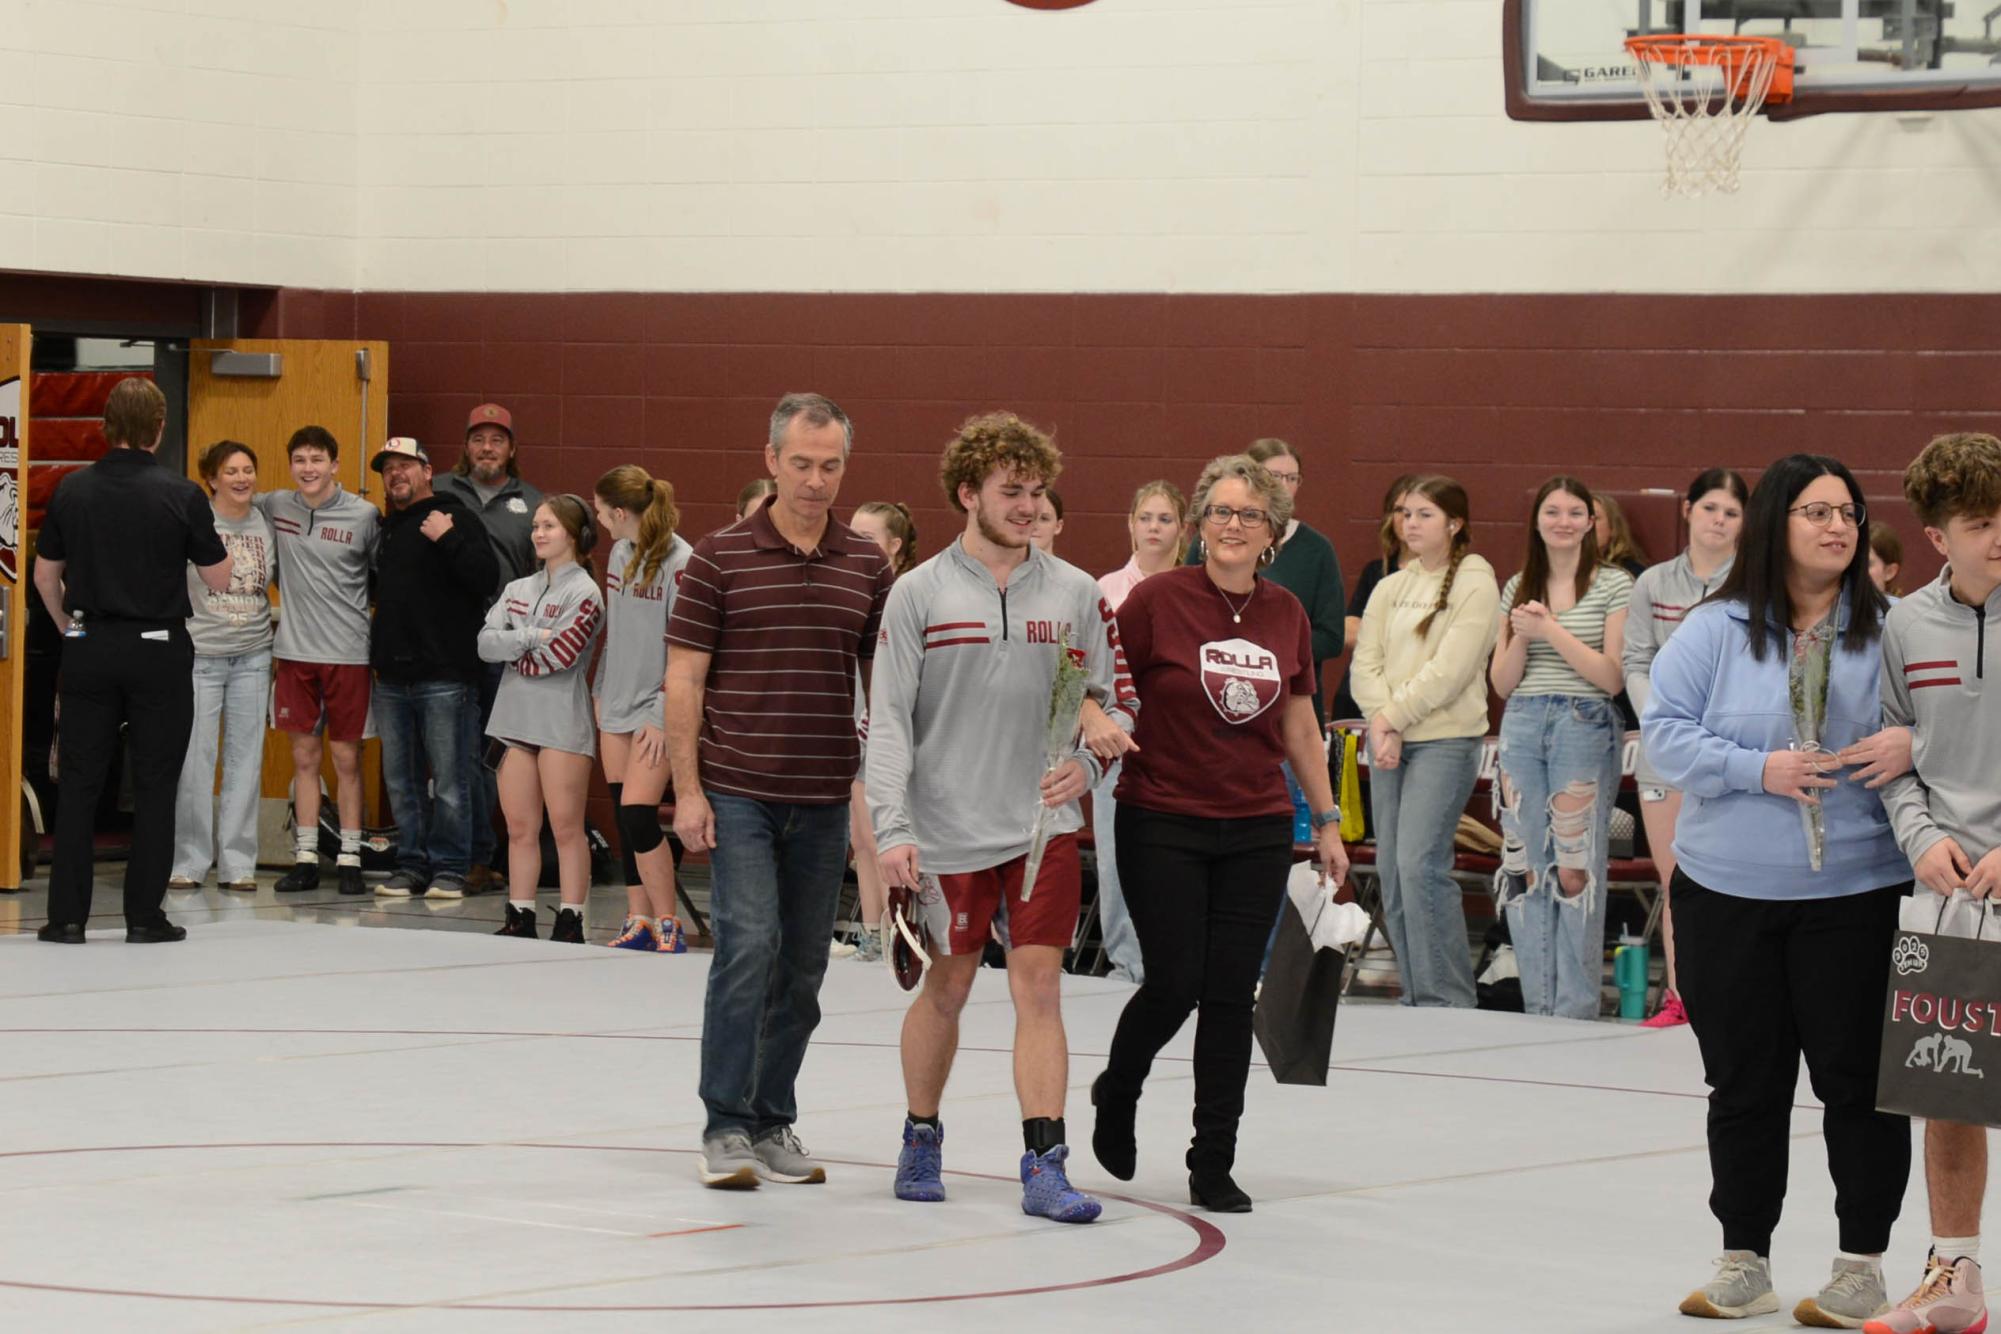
[1021,631,1091,903]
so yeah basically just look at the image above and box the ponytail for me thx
[856,500,920,576]
[594,464,680,591]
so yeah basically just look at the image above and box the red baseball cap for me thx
[466,403,513,438]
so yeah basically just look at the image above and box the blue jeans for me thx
[374,677,479,881]
[1496,694,1622,1020]
[172,649,271,883]
[699,792,851,1139]
[1092,764,1144,983]
[1370,734,1482,1009]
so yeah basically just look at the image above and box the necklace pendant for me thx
[1232,613,1241,624]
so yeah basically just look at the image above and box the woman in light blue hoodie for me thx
[1643,454,1913,1326]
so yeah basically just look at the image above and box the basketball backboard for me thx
[1506,0,2001,119]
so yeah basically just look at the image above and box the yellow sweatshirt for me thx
[1349,552,1501,741]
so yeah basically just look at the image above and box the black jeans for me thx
[48,621,195,928]
[1672,868,1911,1256]
[1104,803,1293,1174]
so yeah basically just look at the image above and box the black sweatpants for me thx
[47,621,195,928]
[1671,868,1911,1256]
[1103,803,1292,1174]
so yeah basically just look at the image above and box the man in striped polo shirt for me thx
[667,392,894,1191]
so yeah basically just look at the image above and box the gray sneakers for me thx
[1681,1251,1780,1319]
[1794,1257,1889,1328]
[699,1131,761,1190]
[751,1126,826,1184]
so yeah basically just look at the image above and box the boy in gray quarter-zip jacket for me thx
[863,410,1132,1227]
[1874,431,2001,1334]
[1880,567,2001,882]
[480,561,604,756]
[865,539,1134,884]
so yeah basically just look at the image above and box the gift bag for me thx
[1253,883,1346,1086]
[1876,891,2001,1128]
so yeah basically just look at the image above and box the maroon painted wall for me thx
[244,287,1999,604]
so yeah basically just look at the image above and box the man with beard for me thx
[436,403,543,892]
[369,438,498,900]
[865,412,1133,1223]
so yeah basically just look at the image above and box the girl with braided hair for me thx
[1349,476,1500,1008]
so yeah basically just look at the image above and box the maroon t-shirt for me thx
[1114,564,1316,820]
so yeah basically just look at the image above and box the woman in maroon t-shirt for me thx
[1089,454,1349,1214]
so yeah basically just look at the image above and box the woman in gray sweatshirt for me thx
[1621,468,1746,1028]
[591,466,693,955]
[480,496,604,944]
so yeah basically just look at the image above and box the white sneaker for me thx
[828,937,858,959]
[751,1126,826,1184]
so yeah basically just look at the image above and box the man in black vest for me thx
[33,377,231,943]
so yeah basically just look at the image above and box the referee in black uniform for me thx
[32,378,232,943]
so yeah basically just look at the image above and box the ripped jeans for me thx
[1495,694,1622,1020]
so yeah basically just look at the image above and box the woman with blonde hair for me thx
[1092,454,1346,1213]
[481,495,605,943]
[1090,479,1189,984]
[1593,491,1649,577]
[593,465,694,953]
[837,500,918,964]
[1349,475,1499,1007]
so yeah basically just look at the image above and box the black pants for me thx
[48,622,195,928]
[1104,803,1292,1173]
[1672,868,1911,1256]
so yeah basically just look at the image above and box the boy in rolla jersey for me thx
[865,412,1135,1223]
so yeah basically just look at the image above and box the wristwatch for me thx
[1310,807,1341,832]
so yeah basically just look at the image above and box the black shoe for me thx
[336,864,365,896]
[495,904,538,938]
[550,907,585,944]
[126,919,188,944]
[1090,1072,1138,1181]
[1188,1169,1252,1213]
[275,862,320,893]
[36,922,86,944]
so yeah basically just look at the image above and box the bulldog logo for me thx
[1892,934,1931,977]
[1200,638,1281,724]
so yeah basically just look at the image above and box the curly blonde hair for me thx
[938,412,1062,515]
[1190,454,1294,556]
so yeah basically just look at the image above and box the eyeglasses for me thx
[1789,502,1865,529]
[1201,504,1269,530]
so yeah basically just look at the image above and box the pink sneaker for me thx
[1641,992,1689,1029]
[1865,1252,1987,1334]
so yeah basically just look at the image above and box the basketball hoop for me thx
[1623,35,1795,197]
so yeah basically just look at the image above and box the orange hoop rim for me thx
[1623,34,1794,104]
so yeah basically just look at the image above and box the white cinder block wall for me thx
[4,0,1999,295]
[0,0,360,288]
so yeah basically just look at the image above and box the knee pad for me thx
[617,801,664,855]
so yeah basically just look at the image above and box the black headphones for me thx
[554,493,598,557]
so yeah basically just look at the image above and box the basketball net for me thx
[1624,36,1794,197]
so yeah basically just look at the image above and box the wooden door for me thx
[186,339,391,851]
[0,325,28,889]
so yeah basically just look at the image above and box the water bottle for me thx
[1285,762,1311,845]
[1614,936,1650,1020]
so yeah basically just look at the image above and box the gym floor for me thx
[0,868,1952,1332]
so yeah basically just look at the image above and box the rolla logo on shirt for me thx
[1199,638,1281,724]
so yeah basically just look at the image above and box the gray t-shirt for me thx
[256,485,379,665]
[593,534,692,733]
[185,506,276,658]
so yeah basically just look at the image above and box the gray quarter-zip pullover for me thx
[1881,566,2001,866]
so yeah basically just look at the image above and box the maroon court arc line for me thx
[0,1025,1765,1104]
[0,1141,1226,1313]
